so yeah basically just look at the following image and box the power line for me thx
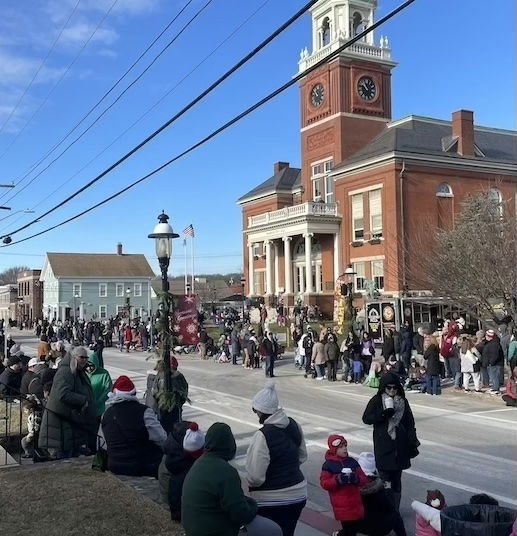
[0,0,319,240]
[3,0,416,247]
[17,0,271,218]
[0,0,83,137]
[0,0,120,177]
[1,0,202,205]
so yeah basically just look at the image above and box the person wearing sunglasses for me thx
[362,372,420,512]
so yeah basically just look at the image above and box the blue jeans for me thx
[448,357,462,387]
[315,364,325,378]
[488,365,501,391]
[265,356,275,377]
[428,375,441,395]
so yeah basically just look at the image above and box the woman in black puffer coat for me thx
[362,372,420,512]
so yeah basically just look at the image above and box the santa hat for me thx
[112,375,136,396]
[485,329,495,340]
[426,489,446,510]
[327,434,347,454]
[183,422,205,453]
[252,380,279,415]
[358,452,377,476]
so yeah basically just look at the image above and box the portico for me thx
[245,201,341,302]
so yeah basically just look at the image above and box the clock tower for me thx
[298,0,396,202]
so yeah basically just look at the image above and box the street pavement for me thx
[15,332,517,535]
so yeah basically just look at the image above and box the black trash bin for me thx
[441,504,516,536]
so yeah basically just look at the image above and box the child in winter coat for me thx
[411,489,446,536]
[320,435,367,536]
[163,421,205,522]
[352,358,363,383]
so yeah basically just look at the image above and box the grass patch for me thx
[0,401,26,437]
[0,459,183,536]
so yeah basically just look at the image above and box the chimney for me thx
[274,161,289,175]
[117,243,123,256]
[452,110,475,157]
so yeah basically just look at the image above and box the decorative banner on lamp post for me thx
[173,295,199,345]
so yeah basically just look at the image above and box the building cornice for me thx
[301,112,388,133]
[333,151,517,179]
[237,189,296,206]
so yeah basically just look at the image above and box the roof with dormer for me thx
[237,166,301,204]
[332,116,517,172]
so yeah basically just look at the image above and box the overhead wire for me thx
[0,0,319,240]
[2,0,417,248]
[1,0,205,206]
[0,0,83,137]
[4,0,271,226]
[0,0,120,169]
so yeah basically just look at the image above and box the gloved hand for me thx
[337,472,360,485]
[383,407,395,418]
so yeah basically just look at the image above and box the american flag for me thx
[183,224,195,237]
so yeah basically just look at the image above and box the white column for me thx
[299,266,305,294]
[315,263,322,293]
[283,237,292,294]
[265,240,273,295]
[333,232,341,282]
[304,233,313,293]
[248,244,254,296]
[273,241,280,294]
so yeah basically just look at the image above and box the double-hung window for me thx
[134,283,142,297]
[353,262,365,291]
[311,160,333,202]
[352,194,364,240]
[369,189,382,238]
[73,283,81,298]
[99,283,107,297]
[99,305,107,319]
[372,260,384,290]
[116,283,124,297]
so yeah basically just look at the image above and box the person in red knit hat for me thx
[100,375,167,477]
[163,421,205,522]
[320,435,367,536]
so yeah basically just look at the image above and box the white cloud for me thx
[0,50,64,87]
[60,22,119,46]
[97,48,118,58]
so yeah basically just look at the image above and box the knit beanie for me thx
[183,422,205,453]
[426,489,446,510]
[485,329,495,340]
[327,434,347,454]
[112,375,136,396]
[7,355,21,367]
[358,452,377,476]
[251,380,279,415]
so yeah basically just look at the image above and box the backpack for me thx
[440,337,455,359]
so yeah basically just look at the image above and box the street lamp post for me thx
[240,277,246,322]
[148,211,179,433]
[343,265,357,324]
[125,287,131,325]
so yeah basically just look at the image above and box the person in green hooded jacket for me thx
[181,422,282,536]
[86,350,112,419]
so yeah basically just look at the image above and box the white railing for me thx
[298,39,391,73]
[248,201,338,228]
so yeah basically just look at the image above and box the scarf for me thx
[382,393,405,440]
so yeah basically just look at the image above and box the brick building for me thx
[17,269,43,325]
[238,0,517,327]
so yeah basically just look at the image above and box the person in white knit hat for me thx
[245,380,308,536]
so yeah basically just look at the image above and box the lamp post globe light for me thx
[148,211,179,434]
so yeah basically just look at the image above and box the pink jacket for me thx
[412,501,441,536]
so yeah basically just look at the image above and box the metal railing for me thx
[0,396,23,466]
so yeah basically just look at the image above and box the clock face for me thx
[357,76,377,101]
[310,83,325,107]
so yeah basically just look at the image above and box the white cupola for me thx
[298,0,394,73]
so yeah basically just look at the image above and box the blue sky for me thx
[0,0,514,277]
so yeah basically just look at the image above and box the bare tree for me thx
[0,265,31,284]
[403,190,516,327]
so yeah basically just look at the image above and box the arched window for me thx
[321,17,331,46]
[489,187,503,216]
[436,183,453,197]
[293,238,322,259]
[352,12,364,36]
